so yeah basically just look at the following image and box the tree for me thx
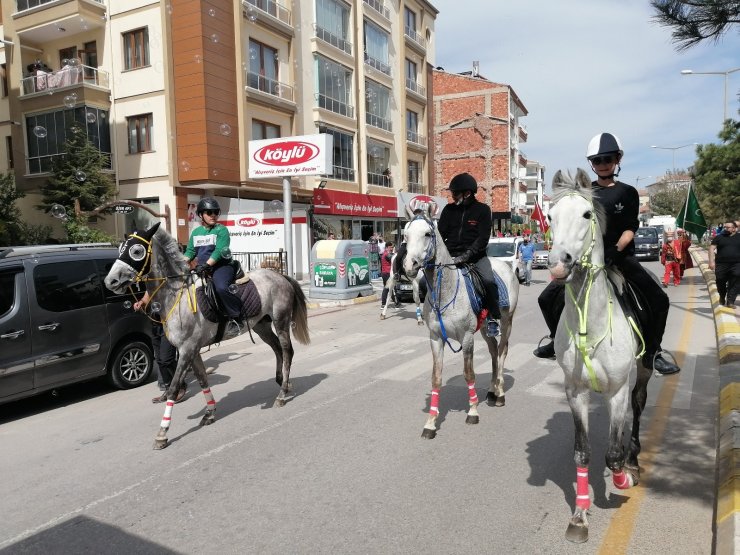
[39,123,117,243]
[649,181,691,216]
[692,119,740,224]
[651,0,740,50]
[0,171,52,246]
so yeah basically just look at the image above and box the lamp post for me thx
[634,175,652,187]
[681,67,740,123]
[650,144,698,184]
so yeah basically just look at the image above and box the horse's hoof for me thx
[624,465,640,487]
[565,522,589,543]
[200,414,216,426]
[380,314,386,320]
[417,320,423,326]
[275,398,286,407]
[153,438,168,450]
[465,415,479,425]
[486,392,505,407]
[421,428,437,439]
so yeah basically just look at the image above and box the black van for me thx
[634,227,660,261]
[0,244,153,405]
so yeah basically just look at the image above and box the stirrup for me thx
[224,319,241,337]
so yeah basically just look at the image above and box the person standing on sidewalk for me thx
[380,241,396,309]
[661,230,682,287]
[517,235,536,286]
[709,220,740,308]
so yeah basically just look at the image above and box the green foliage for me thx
[651,0,740,51]
[648,180,690,216]
[693,119,740,224]
[63,216,115,244]
[39,123,116,215]
[0,171,25,246]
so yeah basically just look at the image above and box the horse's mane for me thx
[551,170,607,235]
[153,226,189,275]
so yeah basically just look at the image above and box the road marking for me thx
[598,279,696,553]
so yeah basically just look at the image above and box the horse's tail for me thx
[284,275,311,345]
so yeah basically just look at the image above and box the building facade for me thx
[0,0,438,260]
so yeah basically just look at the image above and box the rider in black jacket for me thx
[438,172,501,336]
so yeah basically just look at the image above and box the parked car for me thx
[486,237,525,283]
[634,227,660,261]
[532,242,549,269]
[649,224,666,247]
[0,244,154,405]
[393,272,426,303]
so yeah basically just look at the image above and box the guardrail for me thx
[21,65,110,96]
[231,251,287,275]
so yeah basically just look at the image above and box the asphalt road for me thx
[0,261,718,554]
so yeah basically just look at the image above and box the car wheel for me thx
[108,340,153,389]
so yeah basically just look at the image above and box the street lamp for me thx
[650,144,698,184]
[634,175,653,187]
[681,67,740,123]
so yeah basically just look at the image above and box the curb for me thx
[691,247,740,555]
[306,293,379,310]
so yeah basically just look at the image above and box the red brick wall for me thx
[439,97,486,126]
[441,128,485,153]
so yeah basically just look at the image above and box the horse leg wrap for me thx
[203,387,216,409]
[576,466,590,509]
[467,381,478,405]
[429,388,440,416]
[416,307,422,319]
[612,470,632,490]
[160,400,175,430]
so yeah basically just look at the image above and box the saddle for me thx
[461,265,509,331]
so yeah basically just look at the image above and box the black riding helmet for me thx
[448,172,478,194]
[196,197,221,216]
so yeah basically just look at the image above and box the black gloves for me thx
[195,264,212,277]
[452,251,472,266]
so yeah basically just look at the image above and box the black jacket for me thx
[437,199,492,262]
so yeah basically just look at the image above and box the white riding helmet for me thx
[586,133,624,160]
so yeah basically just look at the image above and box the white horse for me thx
[547,169,652,543]
[403,208,519,439]
[380,252,424,324]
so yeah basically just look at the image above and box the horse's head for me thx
[104,222,160,294]
[547,169,603,282]
[403,213,435,277]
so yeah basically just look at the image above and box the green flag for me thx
[675,185,707,238]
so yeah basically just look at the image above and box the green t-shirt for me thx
[184,224,230,264]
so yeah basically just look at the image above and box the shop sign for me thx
[313,262,337,287]
[248,134,333,178]
[313,189,398,218]
[397,191,448,220]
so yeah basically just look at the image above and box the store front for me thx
[312,189,400,242]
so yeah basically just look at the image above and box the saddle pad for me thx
[493,272,510,309]
[196,287,220,323]
[195,279,262,323]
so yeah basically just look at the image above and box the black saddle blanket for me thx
[196,280,262,323]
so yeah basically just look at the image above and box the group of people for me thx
[661,228,693,287]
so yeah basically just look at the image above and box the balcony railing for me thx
[366,113,392,132]
[364,53,391,76]
[21,65,110,96]
[406,130,426,146]
[314,24,352,55]
[242,0,290,25]
[316,93,354,118]
[363,0,390,20]
[368,171,392,187]
[16,0,103,11]
[404,26,426,50]
[405,78,426,97]
[407,182,424,194]
[246,71,294,101]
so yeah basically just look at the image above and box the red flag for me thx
[532,201,549,232]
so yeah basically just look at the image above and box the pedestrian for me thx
[437,172,501,336]
[133,292,187,404]
[661,230,681,287]
[709,220,740,308]
[517,234,536,286]
[675,228,693,278]
[184,197,242,336]
[380,241,396,309]
[533,132,680,374]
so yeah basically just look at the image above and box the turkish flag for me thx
[532,201,549,232]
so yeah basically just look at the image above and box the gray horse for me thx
[547,169,652,543]
[402,208,519,439]
[104,222,310,449]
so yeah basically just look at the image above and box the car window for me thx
[534,242,546,250]
[34,260,104,312]
[487,243,515,257]
[635,228,657,238]
[0,267,22,317]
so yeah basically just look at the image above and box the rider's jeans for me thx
[213,264,241,319]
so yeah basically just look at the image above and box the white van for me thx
[486,237,525,283]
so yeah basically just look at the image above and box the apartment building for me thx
[521,159,545,212]
[0,0,438,265]
[432,67,528,232]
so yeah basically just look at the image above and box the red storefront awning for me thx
[313,189,398,218]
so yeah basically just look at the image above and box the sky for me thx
[431,0,740,192]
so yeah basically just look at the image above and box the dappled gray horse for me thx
[104,222,310,449]
[547,169,652,543]
[403,208,519,439]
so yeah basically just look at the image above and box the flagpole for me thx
[683,183,690,224]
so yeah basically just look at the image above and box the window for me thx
[82,41,98,81]
[404,7,417,34]
[367,140,390,186]
[26,107,111,174]
[123,28,150,70]
[316,0,351,54]
[1,64,7,97]
[6,137,14,170]
[251,119,280,140]
[318,124,355,181]
[405,59,417,84]
[365,80,391,131]
[316,55,353,117]
[59,46,77,67]
[127,114,153,154]
[34,261,104,312]
[0,268,21,317]
[406,109,419,141]
[247,39,279,94]
[408,160,420,186]
[363,20,390,75]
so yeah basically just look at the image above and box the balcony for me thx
[314,23,352,55]
[406,130,426,147]
[404,26,427,54]
[13,0,106,43]
[363,0,390,20]
[364,53,391,76]
[245,71,294,103]
[21,64,109,96]
[316,93,354,118]
[366,113,392,132]
[405,78,426,100]
[407,182,424,194]
[242,0,293,36]
[368,171,392,187]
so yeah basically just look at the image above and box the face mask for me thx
[722,229,732,236]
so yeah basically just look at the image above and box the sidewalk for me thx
[299,278,383,309]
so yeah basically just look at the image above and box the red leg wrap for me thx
[429,388,440,415]
[576,466,590,509]
[467,381,478,405]
[612,470,630,489]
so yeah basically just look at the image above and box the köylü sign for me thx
[248,134,333,178]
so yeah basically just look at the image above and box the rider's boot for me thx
[533,340,556,359]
